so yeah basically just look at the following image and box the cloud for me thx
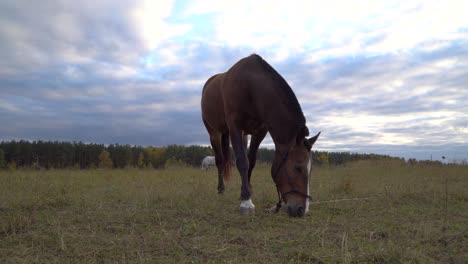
[275,40,467,160]
[182,0,468,61]
[132,0,192,51]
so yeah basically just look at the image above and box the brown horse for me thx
[201,54,320,217]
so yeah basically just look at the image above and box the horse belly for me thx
[241,119,265,134]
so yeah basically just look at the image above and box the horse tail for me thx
[222,133,232,181]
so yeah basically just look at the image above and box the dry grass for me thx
[0,161,467,263]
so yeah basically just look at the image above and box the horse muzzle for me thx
[285,203,305,217]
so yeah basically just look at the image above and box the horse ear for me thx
[305,131,321,151]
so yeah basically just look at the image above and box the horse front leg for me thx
[230,127,254,215]
[247,127,268,188]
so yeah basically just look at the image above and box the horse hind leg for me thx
[209,133,226,194]
[221,132,232,181]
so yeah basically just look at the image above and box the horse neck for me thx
[267,105,304,146]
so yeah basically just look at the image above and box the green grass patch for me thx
[0,161,467,263]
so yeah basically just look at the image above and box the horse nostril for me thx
[297,206,304,217]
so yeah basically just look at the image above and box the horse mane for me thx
[250,54,306,127]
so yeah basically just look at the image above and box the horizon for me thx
[0,138,463,163]
[1,0,467,162]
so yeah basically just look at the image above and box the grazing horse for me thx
[201,156,216,170]
[201,54,320,217]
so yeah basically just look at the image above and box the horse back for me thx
[221,55,275,131]
[202,54,290,134]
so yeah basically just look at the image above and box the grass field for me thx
[1,161,467,263]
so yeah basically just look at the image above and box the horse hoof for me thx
[240,206,255,216]
[239,199,255,216]
[217,187,224,194]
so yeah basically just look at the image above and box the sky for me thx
[0,0,467,162]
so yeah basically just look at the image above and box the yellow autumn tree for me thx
[319,153,329,167]
[137,152,145,168]
[98,149,113,168]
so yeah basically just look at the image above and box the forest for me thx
[0,140,407,170]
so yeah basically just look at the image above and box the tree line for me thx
[0,140,402,170]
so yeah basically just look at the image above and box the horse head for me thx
[272,131,320,217]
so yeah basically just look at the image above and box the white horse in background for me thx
[201,156,215,170]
